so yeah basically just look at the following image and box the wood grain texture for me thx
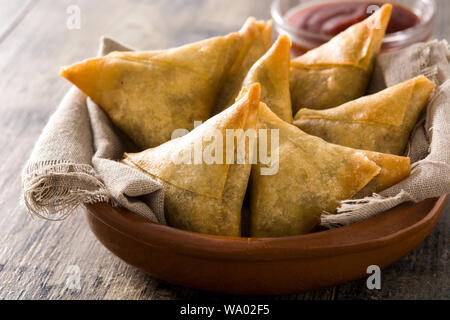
[0,0,448,300]
[0,0,36,44]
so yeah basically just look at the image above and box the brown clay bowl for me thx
[83,195,447,295]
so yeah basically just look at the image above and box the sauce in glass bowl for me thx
[288,1,420,36]
[271,0,436,56]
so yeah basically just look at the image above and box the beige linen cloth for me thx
[22,38,165,224]
[22,37,450,229]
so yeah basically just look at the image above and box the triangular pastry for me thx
[61,20,265,149]
[213,18,272,113]
[290,4,392,113]
[294,76,436,155]
[250,102,410,237]
[240,34,293,122]
[122,84,261,237]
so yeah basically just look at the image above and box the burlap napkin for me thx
[22,37,450,230]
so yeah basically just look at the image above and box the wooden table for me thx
[0,0,448,300]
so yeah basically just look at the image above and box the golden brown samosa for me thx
[290,4,392,113]
[213,18,272,113]
[240,34,293,122]
[357,150,411,197]
[122,84,261,237]
[60,19,267,150]
[250,103,410,238]
[295,76,436,155]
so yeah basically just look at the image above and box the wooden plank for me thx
[0,0,37,44]
[0,0,448,300]
[335,202,449,300]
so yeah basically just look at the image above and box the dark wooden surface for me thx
[0,0,448,300]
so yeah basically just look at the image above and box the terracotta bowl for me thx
[83,195,447,295]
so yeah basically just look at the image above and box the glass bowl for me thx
[271,0,437,56]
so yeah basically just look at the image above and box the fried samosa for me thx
[290,4,392,113]
[213,18,272,113]
[240,34,293,123]
[122,84,261,237]
[250,103,410,238]
[357,150,411,197]
[60,19,267,149]
[294,76,436,155]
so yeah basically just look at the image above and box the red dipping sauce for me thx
[272,0,435,56]
[288,1,421,37]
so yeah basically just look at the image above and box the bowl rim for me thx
[84,195,447,261]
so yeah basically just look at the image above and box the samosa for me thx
[61,18,270,149]
[122,84,261,237]
[250,103,410,238]
[294,76,436,155]
[290,4,392,113]
[213,18,272,113]
[357,150,411,197]
[239,34,293,122]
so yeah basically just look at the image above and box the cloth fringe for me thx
[22,160,111,221]
[320,190,414,228]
